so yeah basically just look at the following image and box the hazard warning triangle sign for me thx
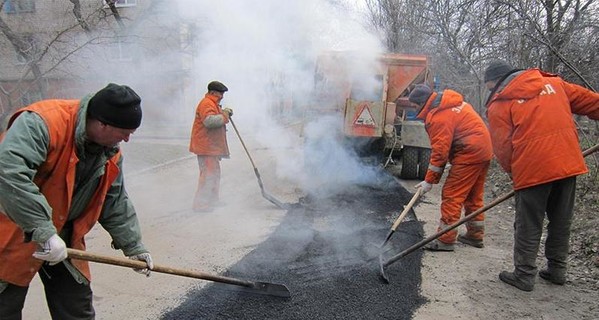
[354,104,376,127]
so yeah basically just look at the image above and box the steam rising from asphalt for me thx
[175,0,386,196]
[302,116,383,198]
[15,1,385,199]
[172,1,390,280]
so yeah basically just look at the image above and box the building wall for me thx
[0,0,193,127]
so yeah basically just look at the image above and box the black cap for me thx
[207,81,228,93]
[88,83,142,129]
[484,60,514,83]
[408,84,433,106]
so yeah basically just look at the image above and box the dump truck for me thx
[305,51,433,180]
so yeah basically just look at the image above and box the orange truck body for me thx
[309,51,433,179]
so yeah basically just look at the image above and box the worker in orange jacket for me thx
[408,85,493,251]
[484,60,599,291]
[0,83,153,319]
[189,81,233,212]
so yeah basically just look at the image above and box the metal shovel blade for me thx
[378,229,394,249]
[231,117,290,210]
[378,188,422,249]
[378,255,390,284]
[261,189,291,210]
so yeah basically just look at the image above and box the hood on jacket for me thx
[493,69,545,101]
[416,89,465,120]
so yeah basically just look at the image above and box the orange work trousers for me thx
[193,156,221,210]
[437,161,490,244]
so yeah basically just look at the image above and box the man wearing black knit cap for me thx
[484,60,599,291]
[483,60,515,90]
[0,83,153,319]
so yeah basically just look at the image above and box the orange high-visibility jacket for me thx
[0,101,121,286]
[189,93,230,157]
[417,89,493,184]
[486,69,599,190]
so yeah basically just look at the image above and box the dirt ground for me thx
[22,127,599,320]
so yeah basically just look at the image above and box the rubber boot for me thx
[538,269,566,285]
[499,271,534,292]
[424,240,455,252]
[457,234,484,248]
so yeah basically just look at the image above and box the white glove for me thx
[223,107,233,117]
[32,234,67,265]
[415,181,433,193]
[128,252,154,277]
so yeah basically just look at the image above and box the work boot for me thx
[538,269,566,285]
[424,240,454,252]
[499,271,534,292]
[458,234,484,248]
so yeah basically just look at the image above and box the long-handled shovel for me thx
[378,187,423,249]
[379,142,599,283]
[229,117,290,210]
[378,191,512,283]
[67,248,291,298]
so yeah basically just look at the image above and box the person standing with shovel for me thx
[484,60,599,292]
[408,85,493,251]
[189,81,233,212]
[0,83,153,319]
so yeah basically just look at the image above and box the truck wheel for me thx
[418,148,432,180]
[400,147,419,179]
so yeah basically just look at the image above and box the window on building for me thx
[104,0,137,8]
[3,0,36,14]
[109,37,134,62]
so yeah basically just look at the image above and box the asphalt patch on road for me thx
[161,174,427,319]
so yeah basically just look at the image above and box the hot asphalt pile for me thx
[161,174,426,319]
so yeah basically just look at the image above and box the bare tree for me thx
[105,0,126,29]
[362,0,599,106]
[493,0,598,86]
[0,0,46,110]
[68,0,92,34]
[0,0,132,125]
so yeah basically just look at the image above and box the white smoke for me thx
[176,0,386,196]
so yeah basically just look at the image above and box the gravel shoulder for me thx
[410,178,599,320]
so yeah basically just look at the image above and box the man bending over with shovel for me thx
[408,85,493,251]
[0,83,153,319]
[484,60,599,291]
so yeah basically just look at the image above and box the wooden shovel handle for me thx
[391,187,423,231]
[67,248,254,288]
[384,142,599,267]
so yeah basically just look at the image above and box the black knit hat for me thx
[408,84,433,106]
[207,81,228,93]
[484,60,514,83]
[88,83,142,129]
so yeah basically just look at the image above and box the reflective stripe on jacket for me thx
[0,100,121,286]
[417,89,493,184]
[486,69,599,190]
[189,93,230,156]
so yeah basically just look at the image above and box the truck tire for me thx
[400,147,419,179]
[418,148,432,180]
